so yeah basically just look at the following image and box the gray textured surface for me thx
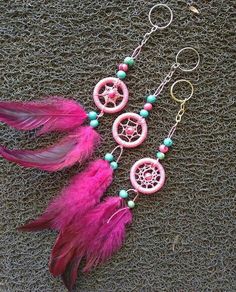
[0,1,235,291]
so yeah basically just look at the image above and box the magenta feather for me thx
[83,206,132,273]
[19,159,113,231]
[0,96,87,135]
[0,126,100,171]
[49,198,121,276]
[49,197,131,291]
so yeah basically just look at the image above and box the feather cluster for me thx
[0,126,100,171]
[0,96,87,135]
[0,96,102,171]
[2,97,132,291]
[50,197,132,291]
[19,157,132,291]
[19,159,113,231]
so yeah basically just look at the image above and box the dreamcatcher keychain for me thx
[0,3,173,172]
[19,45,200,289]
[19,47,200,233]
[48,79,197,290]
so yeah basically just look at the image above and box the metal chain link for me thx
[131,26,158,59]
[154,62,180,96]
[167,101,186,138]
[175,101,186,123]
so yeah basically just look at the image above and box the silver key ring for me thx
[148,4,173,30]
[176,47,200,72]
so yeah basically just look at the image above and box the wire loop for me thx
[148,4,173,29]
[170,79,194,103]
[131,4,173,59]
[176,47,200,72]
[110,145,124,163]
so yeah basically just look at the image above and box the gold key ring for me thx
[170,79,194,103]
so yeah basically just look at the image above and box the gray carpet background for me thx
[0,1,235,291]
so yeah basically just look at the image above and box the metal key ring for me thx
[170,79,194,103]
[176,47,200,72]
[148,4,173,30]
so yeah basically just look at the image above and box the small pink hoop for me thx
[112,112,148,148]
[130,158,165,195]
[93,77,129,114]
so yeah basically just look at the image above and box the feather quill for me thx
[0,96,87,135]
[19,159,113,231]
[0,126,100,171]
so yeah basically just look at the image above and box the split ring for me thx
[176,47,200,72]
[170,79,194,103]
[148,4,173,29]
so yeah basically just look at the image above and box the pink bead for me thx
[108,90,116,98]
[144,103,153,111]
[159,144,169,153]
[144,171,153,181]
[126,126,135,135]
[118,64,128,72]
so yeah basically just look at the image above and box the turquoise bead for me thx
[140,109,149,118]
[128,200,135,209]
[116,70,126,79]
[164,137,173,147]
[156,152,165,160]
[147,95,157,104]
[124,57,135,66]
[88,111,98,120]
[119,190,128,199]
[90,119,99,128]
[110,161,118,170]
[104,153,114,162]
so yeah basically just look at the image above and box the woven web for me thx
[98,81,124,108]
[117,117,142,143]
[135,162,161,189]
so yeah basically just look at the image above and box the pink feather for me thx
[83,206,132,273]
[0,126,100,171]
[19,159,113,231]
[50,197,122,273]
[0,96,87,135]
[49,197,123,290]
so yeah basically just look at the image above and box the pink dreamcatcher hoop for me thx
[93,77,129,114]
[112,113,148,148]
[130,158,165,195]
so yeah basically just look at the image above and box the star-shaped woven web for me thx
[135,163,161,189]
[118,117,142,143]
[98,82,123,108]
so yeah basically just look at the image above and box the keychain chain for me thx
[131,4,173,60]
[168,101,186,138]
[154,63,180,96]
[176,101,186,123]
[131,26,158,59]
